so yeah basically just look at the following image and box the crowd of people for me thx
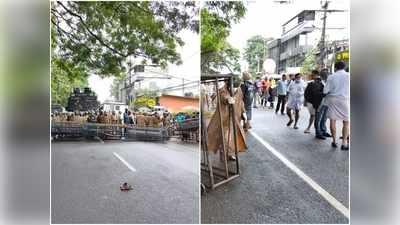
[240,60,350,150]
[51,108,199,129]
[51,109,170,128]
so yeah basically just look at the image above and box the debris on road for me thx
[120,182,133,191]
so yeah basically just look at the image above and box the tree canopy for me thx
[51,1,198,106]
[51,57,89,106]
[51,1,198,77]
[200,1,246,74]
[243,35,271,75]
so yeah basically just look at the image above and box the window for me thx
[115,105,120,110]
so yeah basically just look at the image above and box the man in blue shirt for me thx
[275,74,288,114]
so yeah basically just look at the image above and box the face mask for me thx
[295,79,300,83]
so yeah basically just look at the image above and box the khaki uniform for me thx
[144,116,151,127]
[151,116,161,128]
[206,85,247,153]
[136,115,146,127]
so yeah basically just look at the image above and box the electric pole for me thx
[182,78,185,96]
[318,0,329,69]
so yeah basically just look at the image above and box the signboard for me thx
[134,96,157,108]
[147,99,156,108]
[336,50,349,61]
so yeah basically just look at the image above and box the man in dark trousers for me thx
[241,72,254,130]
[304,70,324,133]
[275,74,288,114]
[315,69,332,139]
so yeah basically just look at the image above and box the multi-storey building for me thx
[267,8,348,74]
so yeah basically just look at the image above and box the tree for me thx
[51,57,89,106]
[200,1,246,74]
[201,43,241,74]
[51,1,198,77]
[243,35,270,75]
[51,1,198,106]
[301,48,317,74]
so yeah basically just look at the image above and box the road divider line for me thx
[249,130,350,219]
[113,152,136,172]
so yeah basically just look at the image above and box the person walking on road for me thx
[268,78,276,109]
[323,61,350,150]
[260,76,270,108]
[304,70,324,133]
[241,71,254,130]
[286,73,305,129]
[275,74,288,114]
[314,69,331,140]
[253,76,262,108]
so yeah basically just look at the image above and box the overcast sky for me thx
[90,0,348,102]
[89,29,199,103]
[227,0,349,69]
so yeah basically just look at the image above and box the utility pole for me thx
[182,78,185,96]
[318,0,329,69]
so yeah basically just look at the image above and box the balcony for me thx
[282,21,315,43]
[280,45,312,60]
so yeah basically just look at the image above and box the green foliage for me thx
[201,43,241,74]
[301,48,317,74]
[201,1,246,74]
[51,1,198,106]
[243,35,270,74]
[51,58,89,106]
[51,1,199,78]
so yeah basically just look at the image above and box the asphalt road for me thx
[201,107,349,224]
[52,140,199,224]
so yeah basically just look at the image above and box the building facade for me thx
[267,9,349,74]
[115,65,199,106]
[158,95,199,113]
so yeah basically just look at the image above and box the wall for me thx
[158,95,199,113]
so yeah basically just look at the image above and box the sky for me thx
[227,0,349,69]
[89,28,200,103]
[89,0,349,102]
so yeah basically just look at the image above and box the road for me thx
[52,139,199,224]
[201,107,349,224]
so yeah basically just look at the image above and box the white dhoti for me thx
[287,97,303,110]
[325,96,349,121]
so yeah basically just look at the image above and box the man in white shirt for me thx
[323,61,350,150]
[286,73,305,129]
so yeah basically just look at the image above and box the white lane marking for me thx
[113,152,136,172]
[249,130,350,219]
